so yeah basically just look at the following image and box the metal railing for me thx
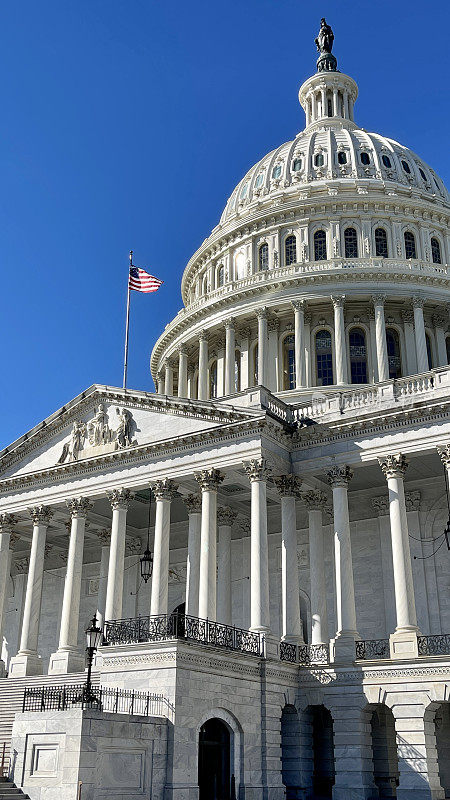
[355,639,390,660]
[280,641,329,665]
[22,684,167,717]
[417,634,450,657]
[1,742,8,777]
[103,613,264,658]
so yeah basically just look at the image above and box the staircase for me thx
[0,777,30,799]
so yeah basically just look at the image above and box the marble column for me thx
[371,497,396,636]
[303,491,329,645]
[217,507,237,626]
[49,497,92,674]
[9,506,53,677]
[326,466,359,663]
[433,314,448,366]
[224,318,236,395]
[157,371,165,395]
[401,309,418,376]
[164,360,174,396]
[412,297,429,373]
[332,88,338,116]
[96,529,111,628]
[273,476,303,643]
[268,319,279,392]
[216,337,225,397]
[243,458,271,633]
[187,368,195,399]
[198,331,209,400]
[195,469,223,621]
[104,489,132,623]
[177,347,188,398]
[331,295,347,384]
[372,294,389,381]
[378,454,419,659]
[183,494,202,617]
[239,327,251,390]
[292,300,306,388]
[150,479,178,616]
[256,308,269,387]
[0,514,17,676]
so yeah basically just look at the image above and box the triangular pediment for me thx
[0,385,260,481]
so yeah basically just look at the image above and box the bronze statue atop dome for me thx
[315,18,337,72]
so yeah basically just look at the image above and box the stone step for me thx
[0,782,30,799]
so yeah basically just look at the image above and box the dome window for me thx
[401,160,411,174]
[337,151,347,165]
[314,230,327,261]
[419,167,427,181]
[283,334,296,390]
[314,153,324,167]
[386,329,402,379]
[375,228,389,258]
[240,182,249,199]
[431,237,442,265]
[217,265,225,287]
[360,152,370,165]
[349,328,368,384]
[316,330,333,386]
[404,231,417,259]
[382,155,392,168]
[426,334,433,370]
[272,165,282,179]
[255,173,264,188]
[259,243,269,271]
[344,227,358,259]
[285,235,297,266]
[433,176,440,191]
[292,158,302,172]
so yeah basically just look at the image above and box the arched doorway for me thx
[434,703,450,797]
[369,705,399,798]
[311,705,335,798]
[199,718,231,800]
[281,705,303,798]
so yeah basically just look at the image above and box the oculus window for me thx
[382,155,392,168]
[401,160,411,173]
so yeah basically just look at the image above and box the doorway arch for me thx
[368,704,399,798]
[199,718,231,800]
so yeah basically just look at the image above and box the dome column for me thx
[157,371,165,395]
[243,459,271,634]
[198,331,209,400]
[331,295,348,384]
[292,300,306,388]
[433,314,448,366]
[164,360,174,396]
[412,297,429,373]
[177,347,188,398]
[224,318,236,395]
[256,308,269,387]
[372,294,389,382]
[302,491,329,645]
[273,476,303,644]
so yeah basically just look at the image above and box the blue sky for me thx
[0,0,448,449]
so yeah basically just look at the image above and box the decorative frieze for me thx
[405,491,421,512]
[378,453,408,479]
[371,496,389,516]
[57,405,137,465]
[326,465,353,488]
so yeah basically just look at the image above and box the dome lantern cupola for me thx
[299,19,358,129]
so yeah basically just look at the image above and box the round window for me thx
[401,160,411,174]
[382,154,391,168]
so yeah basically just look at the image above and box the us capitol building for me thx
[0,20,449,800]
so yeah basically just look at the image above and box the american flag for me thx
[128,267,163,293]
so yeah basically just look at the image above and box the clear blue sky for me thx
[1,0,448,449]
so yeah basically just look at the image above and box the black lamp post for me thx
[83,614,103,706]
[140,489,154,583]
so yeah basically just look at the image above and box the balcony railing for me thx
[417,634,450,656]
[103,613,264,658]
[355,639,390,660]
[280,641,329,665]
[22,684,167,717]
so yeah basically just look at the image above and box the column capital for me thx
[401,308,414,323]
[291,299,306,312]
[412,295,425,309]
[302,489,328,511]
[268,317,280,332]
[255,306,268,320]
[437,444,450,467]
[183,493,202,514]
[405,490,421,512]
[194,468,224,492]
[243,458,271,482]
[0,512,18,533]
[433,313,447,328]
[217,506,238,527]
[28,505,53,525]
[152,478,178,501]
[177,344,188,357]
[378,453,408,479]
[239,326,252,340]
[164,358,174,370]
[326,465,353,488]
[216,336,225,351]
[199,329,209,342]
[371,293,387,307]
[97,528,111,545]
[66,497,93,519]
[224,317,235,330]
[273,474,302,498]
[331,294,345,309]
[107,488,133,510]
[371,496,389,516]
[156,369,164,380]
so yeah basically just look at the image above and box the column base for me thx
[48,648,86,675]
[389,629,419,660]
[9,652,43,677]
[330,632,359,664]
[262,634,279,659]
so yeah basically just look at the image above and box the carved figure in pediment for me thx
[88,404,110,446]
[115,407,134,448]
[57,420,86,464]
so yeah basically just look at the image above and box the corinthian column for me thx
[412,296,429,373]
[378,454,419,659]
[49,497,92,674]
[217,506,237,626]
[177,347,188,398]
[303,490,329,645]
[104,489,132,622]
[326,466,359,663]
[273,476,303,643]
[372,294,389,381]
[224,318,236,395]
[150,479,178,616]
[183,494,202,617]
[292,300,306,388]
[243,458,271,633]
[331,295,347,384]
[164,360,174,396]
[256,308,269,387]
[96,529,111,628]
[195,469,224,620]
[0,514,17,676]
[10,506,53,677]
[198,331,209,400]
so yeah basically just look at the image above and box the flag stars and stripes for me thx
[129,267,163,293]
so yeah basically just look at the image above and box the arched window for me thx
[259,243,269,271]
[349,328,368,384]
[382,154,392,168]
[431,237,442,264]
[360,152,370,165]
[375,227,389,258]
[404,231,417,259]
[217,265,225,287]
[209,361,217,399]
[235,250,246,279]
[314,153,324,167]
[386,328,402,379]
[234,350,241,392]
[344,227,358,258]
[401,160,411,174]
[426,334,433,370]
[314,230,327,261]
[283,335,296,390]
[316,329,333,386]
[338,151,347,165]
[285,235,297,266]
[419,167,427,181]
[202,275,208,295]
[446,337,450,365]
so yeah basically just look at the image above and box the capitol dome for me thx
[151,32,450,403]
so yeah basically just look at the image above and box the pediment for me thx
[0,385,257,481]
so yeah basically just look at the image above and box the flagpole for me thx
[122,250,132,389]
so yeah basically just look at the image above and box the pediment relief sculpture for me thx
[57,405,137,465]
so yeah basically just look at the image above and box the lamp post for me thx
[140,489,154,583]
[83,614,103,706]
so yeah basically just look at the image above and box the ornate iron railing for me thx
[417,634,450,656]
[279,641,329,665]
[22,684,167,717]
[103,613,264,657]
[355,639,390,660]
